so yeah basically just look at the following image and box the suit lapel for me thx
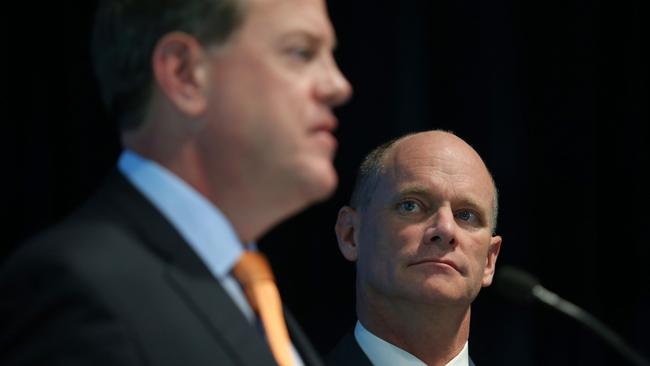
[166,265,277,365]
[285,309,324,366]
[93,171,277,365]
[326,331,373,366]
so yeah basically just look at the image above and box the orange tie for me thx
[232,252,295,366]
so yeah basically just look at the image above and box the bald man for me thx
[328,130,502,366]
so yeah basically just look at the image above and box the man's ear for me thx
[334,206,360,262]
[481,235,502,287]
[152,31,209,117]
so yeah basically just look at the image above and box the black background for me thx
[5,0,649,365]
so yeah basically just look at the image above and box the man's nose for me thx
[424,207,457,247]
[316,56,353,107]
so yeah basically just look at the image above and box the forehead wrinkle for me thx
[394,176,489,210]
[385,134,496,218]
[362,130,498,229]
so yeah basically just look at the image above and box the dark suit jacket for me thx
[327,332,372,366]
[0,171,323,366]
[326,331,475,366]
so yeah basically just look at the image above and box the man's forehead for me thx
[245,0,335,37]
[377,146,494,201]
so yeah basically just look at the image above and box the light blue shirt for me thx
[354,321,469,366]
[118,150,304,365]
[118,150,255,321]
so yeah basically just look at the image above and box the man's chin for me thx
[300,164,338,204]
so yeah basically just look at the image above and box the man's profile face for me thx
[353,133,501,308]
[198,0,352,213]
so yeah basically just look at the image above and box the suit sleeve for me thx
[0,243,145,366]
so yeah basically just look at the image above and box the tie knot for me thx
[232,251,275,287]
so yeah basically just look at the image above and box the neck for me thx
[122,105,311,244]
[358,292,471,366]
[123,135,297,244]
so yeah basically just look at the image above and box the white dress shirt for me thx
[354,321,469,366]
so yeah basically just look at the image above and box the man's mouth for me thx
[409,258,460,273]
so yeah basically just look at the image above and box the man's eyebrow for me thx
[394,185,432,199]
[280,28,338,49]
[456,197,485,212]
[395,187,489,212]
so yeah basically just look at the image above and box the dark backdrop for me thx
[5,0,649,365]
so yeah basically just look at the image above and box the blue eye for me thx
[397,200,420,214]
[455,210,478,224]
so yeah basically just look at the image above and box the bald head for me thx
[350,130,499,232]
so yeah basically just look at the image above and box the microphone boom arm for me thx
[532,285,649,366]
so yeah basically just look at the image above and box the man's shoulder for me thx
[1,211,151,290]
[2,171,164,278]
[0,202,182,344]
[325,328,477,366]
[326,331,373,366]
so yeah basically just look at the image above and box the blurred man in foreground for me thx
[0,0,351,364]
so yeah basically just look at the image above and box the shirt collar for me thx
[118,149,247,279]
[354,321,469,366]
